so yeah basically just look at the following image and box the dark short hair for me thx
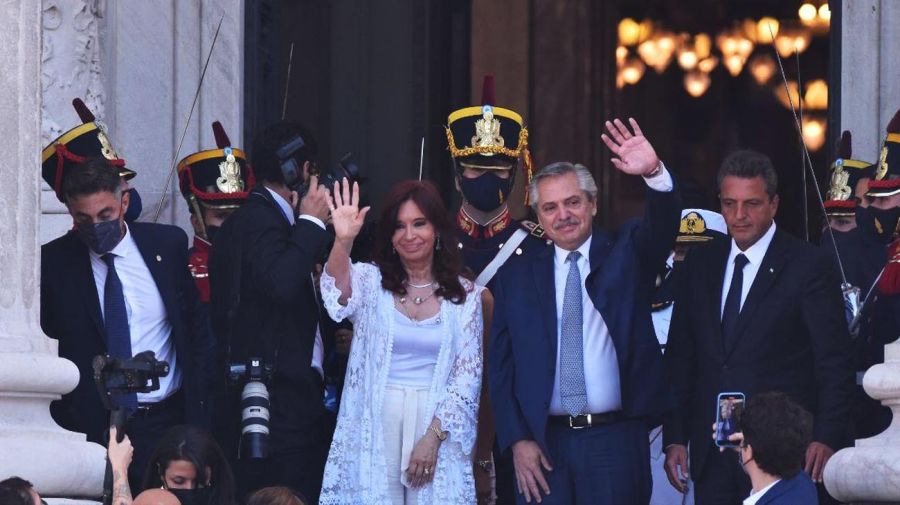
[374,180,468,304]
[717,150,778,199]
[741,392,813,478]
[142,425,235,505]
[0,477,35,505]
[246,486,306,505]
[61,158,122,204]
[251,122,318,185]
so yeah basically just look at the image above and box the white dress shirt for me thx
[89,225,181,403]
[743,479,780,505]
[651,252,676,347]
[265,187,325,377]
[720,222,777,317]
[548,165,674,415]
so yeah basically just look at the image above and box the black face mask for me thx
[857,205,900,244]
[459,171,513,212]
[205,225,220,245]
[77,219,124,254]
[167,487,212,505]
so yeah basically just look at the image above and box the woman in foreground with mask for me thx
[140,425,236,505]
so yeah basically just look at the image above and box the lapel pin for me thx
[156,255,162,262]
[769,267,774,273]
[515,248,523,255]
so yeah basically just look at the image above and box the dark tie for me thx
[102,253,137,409]
[721,253,750,352]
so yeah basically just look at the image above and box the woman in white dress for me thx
[319,178,484,504]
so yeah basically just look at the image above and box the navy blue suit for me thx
[489,185,680,503]
[41,223,214,489]
[755,472,818,505]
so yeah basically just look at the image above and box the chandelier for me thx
[615,2,831,149]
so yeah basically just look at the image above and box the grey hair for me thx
[528,162,598,211]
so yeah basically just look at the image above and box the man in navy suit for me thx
[489,118,681,504]
[41,158,213,491]
[728,392,819,505]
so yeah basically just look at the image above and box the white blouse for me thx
[389,310,443,388]
[318,262,484,505]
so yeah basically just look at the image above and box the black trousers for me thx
[125,392,186,493]
[515,418,651,505]
[229,368,333,504]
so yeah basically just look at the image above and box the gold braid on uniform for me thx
[446,127,535,204]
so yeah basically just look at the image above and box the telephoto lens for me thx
[240,379,271,459]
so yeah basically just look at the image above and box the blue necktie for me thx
[560,251,587,416]
[102,253,137,409]
[721,253,749,352]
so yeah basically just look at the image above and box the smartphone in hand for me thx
[714,392,745,448]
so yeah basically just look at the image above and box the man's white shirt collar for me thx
[743,479,780,505]
[554,234,593,266]
[728,221,777,267]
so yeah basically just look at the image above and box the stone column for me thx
[0,0,106,499]
[824,2,900,503]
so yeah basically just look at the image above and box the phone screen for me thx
[715,392,745,448]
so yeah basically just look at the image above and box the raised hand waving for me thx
[600,117,661,176]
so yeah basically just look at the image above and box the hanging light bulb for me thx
[775,32,797,57]
[749,54,776,85]
[697,56,718,73]
[621,56,646,85]
[819,4,831,23]
[695,33,712,59]
[742,19,758,43]
[684,70,711,98]
[618,18,642,46]
[775,80,803,109]
[678,47,699,70]
[804,79,828,110]
[802,116,827,151]
[793,31,811,54]
[638,19,655,43]
[799,3,818,26]
[757,17,780,43]
[724,54,745,76]
[616,45,628,66]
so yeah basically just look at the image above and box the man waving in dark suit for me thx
[489,118,681,504]
[663,150,854,504]
[41,158,213,491]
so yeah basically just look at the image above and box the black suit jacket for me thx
[209,186,328,385]
[489,186,681,454]
[663,228,854,478]
[41,223,213,444]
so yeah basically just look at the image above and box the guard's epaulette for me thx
[520,220,545,238]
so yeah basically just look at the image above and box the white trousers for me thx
[382,385,430,505]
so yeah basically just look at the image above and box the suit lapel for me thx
[532,246,557,358]
[585,230,613,315]
[724,230,789,360]
[707,238,730,359]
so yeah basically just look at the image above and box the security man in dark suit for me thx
[663,150,854,504]
[490,118,681,504]
[209,122,332,502]
[41,154,213,492]
[447,75,545,504]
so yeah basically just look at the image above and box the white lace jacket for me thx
[319,262,484,504]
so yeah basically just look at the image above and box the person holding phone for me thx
[663,150,854,504]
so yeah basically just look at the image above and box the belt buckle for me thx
[569,414,592,429]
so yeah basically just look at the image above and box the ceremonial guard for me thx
[446,76,544,504]
[848,111,900,439]
[177,121,253,304]
[824,131,877,233]
[648,208,725,505]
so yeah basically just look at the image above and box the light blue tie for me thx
[560,251,587,416]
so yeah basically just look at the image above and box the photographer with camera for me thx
[41,158,215,493]
[209,122,332,502]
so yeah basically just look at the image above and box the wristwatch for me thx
[643,160,664,179]
[477,459,493,474]
[429,424,448,441]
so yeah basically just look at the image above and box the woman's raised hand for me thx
[329,178,370,242]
